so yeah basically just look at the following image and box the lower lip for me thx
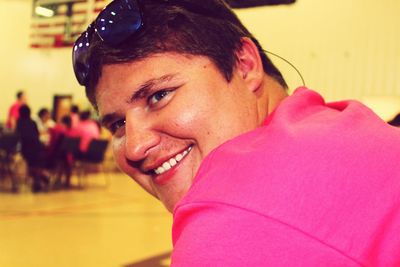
[153,150,190,186]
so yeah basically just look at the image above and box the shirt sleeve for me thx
[171,202,361,267]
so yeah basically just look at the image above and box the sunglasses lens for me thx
[95,0,142,46]
[72,0,143,86]
[72,31,91,85]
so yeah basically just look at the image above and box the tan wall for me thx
[1,0,399,121]
[235,0,400,119]
[0,0,86,122]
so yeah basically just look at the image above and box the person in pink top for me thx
[70,105,80,128]
[71,0,400,266]
[72,110,100,152]
[6,91,26,130]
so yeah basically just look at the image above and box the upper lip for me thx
[142,145,192,173]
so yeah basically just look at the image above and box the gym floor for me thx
[0,172,172,267]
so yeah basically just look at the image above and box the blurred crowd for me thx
[1,90,103,193]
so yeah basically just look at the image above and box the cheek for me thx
[112,136,126,170]
[172,104,230,156]
[169,101,215,140]
[161,94,209,133]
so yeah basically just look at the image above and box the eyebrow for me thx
[100,73,178,128]
[127,73,177,104]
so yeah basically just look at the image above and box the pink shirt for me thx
[6,101,22,129]
[70,113,80,128]
[172,88,400,266]
[72,120,100,152]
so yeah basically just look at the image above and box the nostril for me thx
[124,142,149,162]
[126,158,142,169]
[124,129,161,162]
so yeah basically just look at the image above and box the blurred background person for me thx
[35,107,55,145]
[48,115,77,188]
[6,90,26,131]
[16,104,49,192]
[70,104,80,128]
[73,110,100,153]
[48,115,71,153]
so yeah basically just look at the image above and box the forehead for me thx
[95,53,223,114]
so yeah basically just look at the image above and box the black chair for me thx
[74,139,110,187]
[51,136,81,188]
[56,136,81,158]
[78,139,109,163]
[0,133,20,191]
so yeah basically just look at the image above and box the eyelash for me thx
[147,89,173,106]
[109,119,126,135]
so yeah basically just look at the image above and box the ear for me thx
[235,37,264,93]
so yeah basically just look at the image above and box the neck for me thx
[256,75,288,124]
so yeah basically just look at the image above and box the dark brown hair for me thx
[86,0,287,109]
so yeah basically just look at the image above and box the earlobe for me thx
[235,37,264,93]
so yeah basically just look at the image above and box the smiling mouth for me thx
[153,146,193,175]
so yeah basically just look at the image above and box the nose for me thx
[124,109,160,162]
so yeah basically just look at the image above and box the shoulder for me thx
[180,88,400,205]
[172,88,400,266]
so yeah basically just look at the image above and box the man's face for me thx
[96,53,260,212]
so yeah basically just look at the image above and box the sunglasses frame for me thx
[72,0,144,86]
[73,0,222,86]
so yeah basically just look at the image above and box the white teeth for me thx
[153,146,192,175]
[175,154,183,161]
[162,162,171,170]
[169,158,177,167]
[156,166,164,174]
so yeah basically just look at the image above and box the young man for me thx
[72,0,400,265]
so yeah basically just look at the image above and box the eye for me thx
[148,89,172,107]
[108,119,126,135]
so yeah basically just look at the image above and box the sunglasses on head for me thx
[72,0,226,86]
[72,0,144,86]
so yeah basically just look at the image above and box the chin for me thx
[159,193,183,213]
